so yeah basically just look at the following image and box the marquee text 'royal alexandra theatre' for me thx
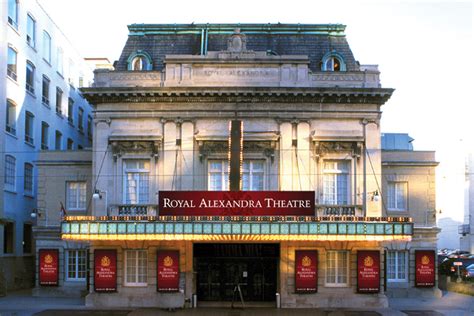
[34,24,439,308]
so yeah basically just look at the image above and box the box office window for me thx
[387,251,408,282]
[387,182,407,211]
[66,182,86,211]
[209,160,265,191]
[326,251,349,286]
[67,250,87,281]
[125,250,147,286]
[124,160,150,204]
[323,161,350,205]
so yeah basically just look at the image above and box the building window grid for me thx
[24,163,33,195]
[326,251,349,286]
[387,182,408,211]
[6,100,16,135]
[323,161,350,205]
[56,88,63,115]
[66,250,87,281]
[125,250,148,286]
[78,107,84,132]
[208,160,265,191]
[25,112,34,145]
[68,98,74,124]
[26,14,36,47]
[5,155,16,190]
[41,122,49,150]
[208,160,229,191]
[8,0,18,28]
[43,31,52,63]
[66,182,87,210]
[387,251,408,282]
[124,161,150,204]
[7,47,17,81]
[26,61,35,94]
[42,76,50,105]
[55,131,62,150]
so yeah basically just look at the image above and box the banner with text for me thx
[94,249,117,292]
[415,250,435,287]
[157,250,179,292]
[295,250,318,293]
[357,250,380,293]
[39,249,59,286]
[159,191,315,216]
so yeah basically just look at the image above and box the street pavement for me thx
[0,289,473,316]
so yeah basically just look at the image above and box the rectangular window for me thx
[387,182,407,211]
[42,76,50,105]
[66,250,87,280]
[68,98,74,123]
[87,116,93,139]
[125,250,147,286]
[326,251,349,286]
[56,88,63,115]
[242,160,264,190]
[67,138,74,150]
[23,223,32,254]
[323,161,350,205]
[68,59,76,86]
[43,31,51,63]
[78,144,83,150]
[387,251,408,282]
[124,160,150,204]
[57,47,64,75]
[5,155,16,191]
[24,163,33,195]
[3,222,14,254]
[27,14,36,47]
[55,131,62,150]
[7,47,17,81]
[8,0,18,28]
[26,61,35,93]
[41,121,49,150]
[208,160,229,191]
[78,107,84,132]
[66,182,87,210]
[6,100,16,135]
[25,112,34,145]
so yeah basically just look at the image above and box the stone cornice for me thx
[81,87,394,106]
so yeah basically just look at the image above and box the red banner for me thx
[159,191,315,216]
[357,250,380,293]
[415,250,435,287]
[157,250,179,292]
[295,250,318,293]
[39,249,59,286]
[94,249,117,292]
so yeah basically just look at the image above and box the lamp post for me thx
[93,189,108,216]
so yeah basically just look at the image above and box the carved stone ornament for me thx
[314,141,362,157]
[110,140,162,161]
[198,140,276,162]
[227,28,247,52]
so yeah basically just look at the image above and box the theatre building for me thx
[33,24,440,308]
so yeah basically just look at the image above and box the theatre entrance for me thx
[194,243,279,302]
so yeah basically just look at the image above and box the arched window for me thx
[321,52,346,72]
[127,51,152,71]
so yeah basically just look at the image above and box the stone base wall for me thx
[0,255,35,292]
[85,288,185,308]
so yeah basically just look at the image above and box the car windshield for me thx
[467,264,474,270]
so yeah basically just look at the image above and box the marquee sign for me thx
[295,250,318,293]
[415,250,435,287]
[39,249,59,286]
[157,250,179,292]
[357,250,380,293]
[94,249,117,292]
[159,191,315,216]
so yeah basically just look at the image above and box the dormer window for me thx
[321,52,346,72]
[127,51,152,71]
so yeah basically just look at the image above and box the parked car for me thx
[463,264,474,280]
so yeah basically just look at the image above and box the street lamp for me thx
[93,189,108,216]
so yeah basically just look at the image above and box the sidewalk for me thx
[0,289,473,316]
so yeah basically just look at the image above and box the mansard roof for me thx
[115,23,359,72]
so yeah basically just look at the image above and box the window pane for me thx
[7,47,17,80]
[27,15,36,47]
[8,0,18,27]
[5,155,16,188]
[6,100,16,134]
[26,62,35,93]
[43,32,51,63]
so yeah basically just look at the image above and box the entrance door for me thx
[194,243,279,301]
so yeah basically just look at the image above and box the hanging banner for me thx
[415,250,435,287]
[39,249,59,286]
[94,249,117,292]
[157,250,179,292]
[159,191,315,216]
[357,250,380,293]
[295,250,318,293]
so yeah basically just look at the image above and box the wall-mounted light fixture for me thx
[93,189,109,216]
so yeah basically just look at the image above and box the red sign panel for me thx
[357,250,380,293]
[159,191,315,216]
[39,249,59,286]
[295,250,318,293]
[157,250,179,292]
[415,250,435,287]
[94,249,117,292]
